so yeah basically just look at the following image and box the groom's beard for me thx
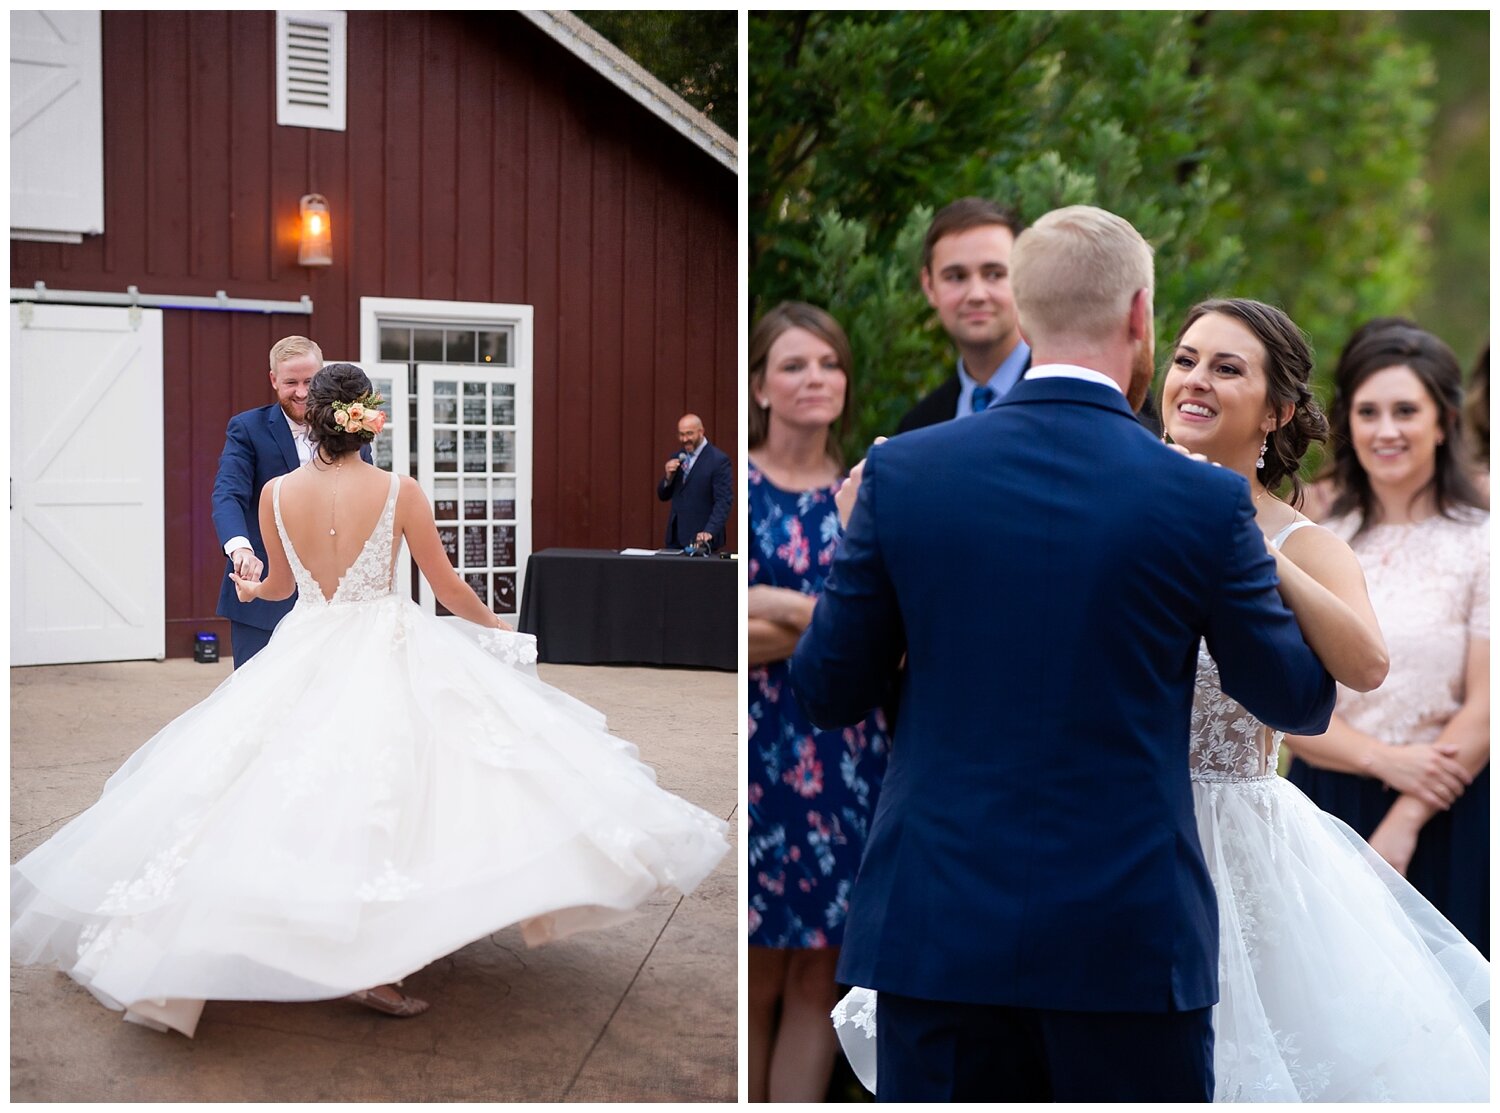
[1126,339,1154,412]
[279,399,308,424]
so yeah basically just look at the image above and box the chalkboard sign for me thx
[491,397,515,425]
[465,571,488,602]
[435,500,458,521]
[463,393,487,425]
[492,499,516,520]
[438,525,458,565]
[464,431,486,473]
[433,432,458,472]
[464,526,486,568]
[493,572,517,611]
[491,431,515,471]
[492,525,515,567]
[464,499,487,521]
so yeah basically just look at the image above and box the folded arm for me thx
[748,585,817,666]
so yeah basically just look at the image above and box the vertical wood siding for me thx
[11,11,738,656]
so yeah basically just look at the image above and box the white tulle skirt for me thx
[11,594,729,1037]
[832,775,1488,1101]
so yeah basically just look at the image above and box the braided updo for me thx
[1172,299,1329,506]
[305,362,377,462]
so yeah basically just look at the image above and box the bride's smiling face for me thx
[1163,313,1280,467]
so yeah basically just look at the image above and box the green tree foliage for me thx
[752,11,1445,464]
[1398,11,1490,367]
[576,10,737,136]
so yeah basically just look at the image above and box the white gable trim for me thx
[519,10,736,173]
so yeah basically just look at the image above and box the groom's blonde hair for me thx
[1010,206,1154,346]
[269,335,323,372]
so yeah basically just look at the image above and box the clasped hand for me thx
[1370,741,1471,811]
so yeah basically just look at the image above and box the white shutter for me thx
[276,10,346,132]
[10,10,104,241]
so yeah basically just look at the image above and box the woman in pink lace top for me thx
[1287,323,1490,955]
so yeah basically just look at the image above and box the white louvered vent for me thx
[276,10,346,131]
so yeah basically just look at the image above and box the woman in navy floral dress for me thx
[746,303,889,1102]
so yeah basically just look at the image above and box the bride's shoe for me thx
[347,984,430,1018]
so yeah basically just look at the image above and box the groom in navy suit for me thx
[792,207,1336,1101]
[212,336,370,668]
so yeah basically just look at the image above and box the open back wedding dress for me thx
[12,471,729,1037]
[832,523,1488,1101]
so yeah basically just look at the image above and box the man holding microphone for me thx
[657,412,733,552]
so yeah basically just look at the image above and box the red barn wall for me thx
[11,11,738,657]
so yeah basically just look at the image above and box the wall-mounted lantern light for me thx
[299,193,332,266]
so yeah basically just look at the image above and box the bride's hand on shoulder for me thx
[836,437,887,528]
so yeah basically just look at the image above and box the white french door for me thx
[360,297,533,623]
[366,361,412,599]
[11,303,165,664]
[415,364,532,621]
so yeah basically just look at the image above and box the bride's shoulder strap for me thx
[1270,518,1316,551]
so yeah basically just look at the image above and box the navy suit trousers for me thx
[876,993,1214,1102]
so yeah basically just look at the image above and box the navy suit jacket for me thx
[211,403,370,629]
[656,441,733,550]
[791,375,1334,1013]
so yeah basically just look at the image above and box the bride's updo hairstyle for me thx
[1174,298,1329,507]
[305,362,376,463]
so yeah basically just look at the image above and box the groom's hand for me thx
[231,547,263,582]
[836,437,887,528]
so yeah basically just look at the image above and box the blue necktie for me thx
[971,385,995,413]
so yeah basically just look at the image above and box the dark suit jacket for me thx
[791,375,1334,1013]
[656,441,733,550]
[211,403,370,629]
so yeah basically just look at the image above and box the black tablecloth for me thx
[518,548,737,670]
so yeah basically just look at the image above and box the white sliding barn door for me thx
[12,304,166,664]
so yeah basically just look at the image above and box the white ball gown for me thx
[833,560,1489,1100]
[11,472,730,1037]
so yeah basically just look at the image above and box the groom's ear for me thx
[1128,288,1152,341]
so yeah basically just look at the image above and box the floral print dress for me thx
[747,460,889,950]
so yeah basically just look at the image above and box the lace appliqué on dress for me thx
[274,471,401,607]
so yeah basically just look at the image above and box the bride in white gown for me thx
[11,363,729,1037]
[831,301,1488,1100]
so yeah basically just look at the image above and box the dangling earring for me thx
[1256,437,1269,470]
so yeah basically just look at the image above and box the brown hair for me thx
[921,197,1025,272]
[748,302,854,468]
[1325,323,1484,534]
[1171,299,1328,506]
[305,363,376,462]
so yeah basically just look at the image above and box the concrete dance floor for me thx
[11,658,738,1102]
